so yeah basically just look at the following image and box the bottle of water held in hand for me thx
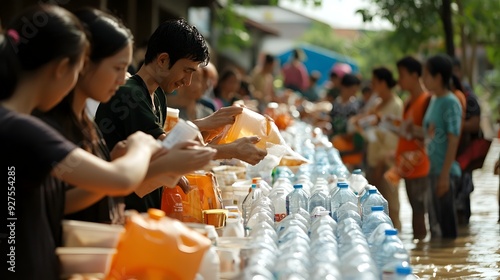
[286,184,309,215]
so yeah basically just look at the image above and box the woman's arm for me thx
[64,189,104,215]
[52,131,159,196]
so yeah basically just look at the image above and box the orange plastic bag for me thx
[161,172,223,224]
[106,209,210,280]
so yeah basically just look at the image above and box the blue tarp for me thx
[277,44,359,86]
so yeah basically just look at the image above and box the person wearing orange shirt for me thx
[395,56,432,240]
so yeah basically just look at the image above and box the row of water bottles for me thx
[239,167,417,279]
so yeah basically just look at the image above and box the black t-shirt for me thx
[35,112,125,235]
[95,75,167,212]
[458,92,482,154]
[0,106,76,280]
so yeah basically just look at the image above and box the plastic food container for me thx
[56,247,116,278]
[62,220,125,248]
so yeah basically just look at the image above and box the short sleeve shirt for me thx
[423,92,462,176]
[0,106,76,280]
[95,75,167,212]
[95,75,167,150]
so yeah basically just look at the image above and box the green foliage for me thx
[357,0,442,52]
[300,22,409,80]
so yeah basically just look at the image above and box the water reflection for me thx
[398,139,500,279]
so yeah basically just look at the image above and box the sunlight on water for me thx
[398,139,500,279]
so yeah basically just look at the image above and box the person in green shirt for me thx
[422,54,462,239]
[96,19,267,212]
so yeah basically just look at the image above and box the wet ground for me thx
[398,139,500,279]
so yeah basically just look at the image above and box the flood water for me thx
[398,139,500,279]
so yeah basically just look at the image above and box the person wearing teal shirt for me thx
[422,54,462,239]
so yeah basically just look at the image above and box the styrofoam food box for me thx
[62,220,124,248]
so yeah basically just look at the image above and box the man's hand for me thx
[194,106,244,139]
[226,136,268,165]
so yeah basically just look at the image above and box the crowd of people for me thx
[0,3,493,279]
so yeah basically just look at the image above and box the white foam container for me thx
[62,220,124,248]
[56,247,116,278]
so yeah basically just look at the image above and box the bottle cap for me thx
[385,229,398,235]
[368,189,377,194]
[352,169,362,174]
[338,182,349,188]
[293,184,303,189]
[371,205,384,211]
[252,177,262,184]
[251,184,257,189]
[148,208,166,220]
[396,265,412,275]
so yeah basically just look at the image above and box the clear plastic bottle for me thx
[330,183,358,221]
[269,188,288,222]
[348,169,368,195]
[285,184,309,215]
[241,184,262,228]
[373,229,408,272]
[308,188,330,213]
[362,206,394,238]
[361,188,389,220]
[252,177,272,196]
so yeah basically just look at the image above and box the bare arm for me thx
[462,115,480,133]
[64,188,105,215]
[210,136,267,165]
[52,131,159,196]
[436,133,460,197]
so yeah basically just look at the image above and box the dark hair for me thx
[144,18,209,67]
[330,71,338,78]
[426,54,453,89]
[43,9,132,153]
[341,73,361,87]
[372,67,397,88]
[396,56,422,76]
[451,74,464,92]
[1,5,87,100]
[73,8,133,63]
[361,86,372,95]
[264,54,275,64]
[214,67,239,98]
[0,34,20,100]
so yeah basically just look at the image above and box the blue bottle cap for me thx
[396,265,412,275]
[352,169,362,174]
[293,184,303,189]
[338,183,348,188]
[368,189,377,194]
[371,205,384,211]
[385,229,398,235]
[251,184,257,189]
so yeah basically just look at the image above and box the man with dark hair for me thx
[395,55,432,240]
[96,19,266,212]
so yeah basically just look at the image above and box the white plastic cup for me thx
[161,119,200,149]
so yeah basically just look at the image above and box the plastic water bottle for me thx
[308,188,330,213]
[362,206,394,238]
[373,229,409,272]
[349,169,368,195]
[223,213,245,237]
[252,177,272,196]
[330,183,357,221]
[361,188,389,220]
[241,184,262,228]
[269,188,287,222]
[286,184,309,215]
[359,184,377,206]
